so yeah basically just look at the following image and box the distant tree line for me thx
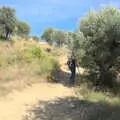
[0,6,30,40]
[41,27,75,47]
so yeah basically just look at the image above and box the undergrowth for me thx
[76,77,120,105]
[0,36,58,96]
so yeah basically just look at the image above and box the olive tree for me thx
[53,30,67,47]
[74,7,120,87]
[15,20,30,36]
[0,6,16,39]
[41,27,54,45]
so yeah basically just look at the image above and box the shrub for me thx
[74,6,120,88]
[14,45,59,79]
[23,46,42,61]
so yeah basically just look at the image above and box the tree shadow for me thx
[23,97,120,120]
[52,68,81,87]
[52,68,75,87]
[51,66,88,88]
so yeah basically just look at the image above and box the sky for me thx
[0,0,120,36]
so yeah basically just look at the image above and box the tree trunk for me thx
[99,65,114,88]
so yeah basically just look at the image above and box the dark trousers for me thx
[70,69,76,84]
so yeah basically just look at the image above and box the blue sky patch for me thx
[0,0,120,35]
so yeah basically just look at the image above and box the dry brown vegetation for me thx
[0,36,58,96]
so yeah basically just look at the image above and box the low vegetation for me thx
[0,36,58,96]
[76,81,120,105]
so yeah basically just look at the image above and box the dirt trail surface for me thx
[0,83,75,120]
[0,49,77,120]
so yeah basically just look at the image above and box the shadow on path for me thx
[53,68,71,86]
[52,68,86,88]
[23,97,120,120]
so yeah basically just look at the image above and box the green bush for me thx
[14,45,59,79]
[23,46,42,61]
[0,38,59,84]
[74,6,120,88]
[36,56,59,76]
[13,45,42,63]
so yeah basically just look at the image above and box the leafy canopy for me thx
[15,20,30,36]
[74,6,120,87]
[0,6,16,39]
[0,6,31,40]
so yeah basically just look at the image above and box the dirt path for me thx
[0,50,77,120]
[0,82,75,120]
[1,51,119,120]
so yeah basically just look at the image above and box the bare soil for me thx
[0,83,75,120]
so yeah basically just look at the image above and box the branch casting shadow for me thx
[23,97,120,120]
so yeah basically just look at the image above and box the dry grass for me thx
[76,82,120,105]
[38,42,51,49]
[0,36,58,97]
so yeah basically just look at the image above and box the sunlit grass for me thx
[76,83,120,104]
[0,36,58,96]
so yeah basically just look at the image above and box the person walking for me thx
[67,57,76,84]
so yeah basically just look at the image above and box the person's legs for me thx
[69,70,75,84]
[72,71,75,84]
[69,71,72,83]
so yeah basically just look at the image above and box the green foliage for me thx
[53,30,67,47]
[0,6,16,39]
[65,32,75,50]
[31,36,40,42]
[23,46,42,60]
[77,83,120,104]
[36,55,59,76]
[13,46,42,63]
[15,20,30,36]
[74,6,120,87]
[41,27,54,45]
[0,39,59,96]
[14,45,59,76]
[0,6,30,40]
[41,27,70,47]
[0,40,59,82]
